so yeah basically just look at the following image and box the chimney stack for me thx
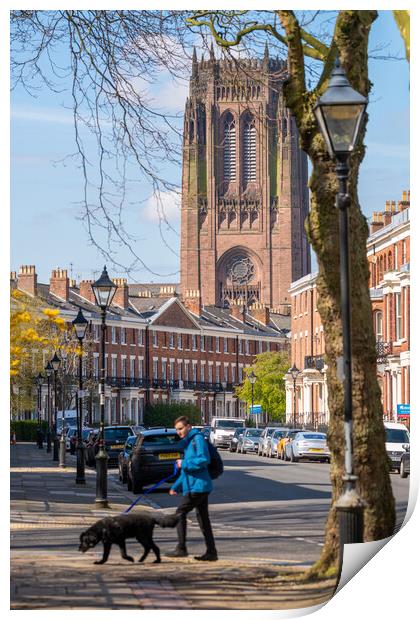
[159,285,176,299]
[17,265,37,297]
[112,278,129,309]
[50,268,69,301]
[183,289,201,316]
[79,280,96,304]
[230,299,246,322]
[250,302,270,326]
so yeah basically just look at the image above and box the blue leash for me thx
[123,462,178,514]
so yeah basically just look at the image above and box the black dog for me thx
[79,511,179,564]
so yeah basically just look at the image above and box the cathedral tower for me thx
[180,49,310,312]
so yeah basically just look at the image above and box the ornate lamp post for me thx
[313,58,367,556]
[249,370,257,428]
[221,381,227,418]
[72,308,89,484]
[51,352,61,461]
[45,361,53,453]
[35,373,44,449]
[92,266,117,507]
[59,350,68,468]
[287,364,301,427]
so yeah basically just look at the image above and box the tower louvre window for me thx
[243,118,256,182]
[223,114,236,181]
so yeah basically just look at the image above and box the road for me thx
[108,449,410,566]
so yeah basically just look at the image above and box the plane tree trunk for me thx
[278,9,396,577]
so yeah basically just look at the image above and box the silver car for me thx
[285,431,330,463]
[257,427,278,456]
[238,428,263,453]
[266,428,289,458]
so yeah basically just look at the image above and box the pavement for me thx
[10,442,336,610]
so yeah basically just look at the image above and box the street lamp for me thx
[35,373,44,449]
[221,380,227,418]
[92,266,117,507]
[287,364,301,427]
[72,307,89,484]
[45,361,53,452]
[314,57,366,557]
[51,352,61,461]
[249,370,257,428]
[59,349,68,468]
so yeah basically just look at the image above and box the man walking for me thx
[166,416,218,561]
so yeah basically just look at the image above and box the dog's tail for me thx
[154,512,180,528]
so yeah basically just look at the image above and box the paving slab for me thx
[10,443,336,610]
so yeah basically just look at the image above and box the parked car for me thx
[85,425,135,468]
[266,428,289,458]
[257,427,279,457]
[65,427,77,452]
[400,446,410,478]
[229,427,245,452]
[238,428,263,453]
[127,428,184,494]
[384,422,410,472]
[118,435,137,484]
[285,432,330,463]
[209,417,246,448]
[277,429,300,460]
[131,425,146,435]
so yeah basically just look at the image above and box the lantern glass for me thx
[72,308,89,341]
[92,266,117,310]
[45,362,53,377]
[316,103,365,157]
[51,352,61,372]
[249,371,257,385]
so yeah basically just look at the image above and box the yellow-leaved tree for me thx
[10,289,66,416]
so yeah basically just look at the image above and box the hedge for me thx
[11,420,48,442]
[144,402,201,428]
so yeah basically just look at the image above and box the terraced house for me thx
[286,190,410,427]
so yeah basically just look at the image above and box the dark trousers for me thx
[175,492,216,553]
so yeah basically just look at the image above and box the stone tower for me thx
[180,47,310,312]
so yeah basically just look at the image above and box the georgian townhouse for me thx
[11,265,290,425]
[285,190,410,427]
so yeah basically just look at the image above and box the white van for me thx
[210,417,246,448]
[56,410,78,433]
[384,422,410,472]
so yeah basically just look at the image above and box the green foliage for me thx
[236,351,290,423]
[144,402,202,428]
[11,420,48,441]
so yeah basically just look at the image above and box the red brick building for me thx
[180,48,310,313]
[12,266,290,425]
[286,190,410,426]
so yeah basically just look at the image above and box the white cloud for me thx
[142,190,181,224]
[11,105,74,125]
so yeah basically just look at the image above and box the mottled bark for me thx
[279,10,395,577]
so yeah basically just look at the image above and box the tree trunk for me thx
[280,10,396,577]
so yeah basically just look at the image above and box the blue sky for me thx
[10,10,410,285]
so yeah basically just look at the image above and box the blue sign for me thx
[250,404,262,415]
[397,404,410,416]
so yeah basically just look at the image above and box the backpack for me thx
[207,442,224,479]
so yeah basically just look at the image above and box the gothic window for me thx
[223,113,236,181]
[243,116,256,183]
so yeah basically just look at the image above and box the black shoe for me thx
[165,548,188,558]
[194,552,218,562]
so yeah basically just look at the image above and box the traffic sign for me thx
[250,404,262,415]
[397,404,410,416]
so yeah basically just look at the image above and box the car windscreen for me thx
[141,434,181,445]
[273,430,287,439]
[301,433,326,440]
[246,429,263,437]
[82,429,94,439]
[104,428,133,443]
[216,420,244,429]
[385,429,410,444]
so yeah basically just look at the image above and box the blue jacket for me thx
[171,428,213,495]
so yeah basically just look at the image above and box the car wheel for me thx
[132,478,143,494]
[291,452,299,463]
[400,460,408,478]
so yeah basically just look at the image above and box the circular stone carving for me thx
[226,255,255,285]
